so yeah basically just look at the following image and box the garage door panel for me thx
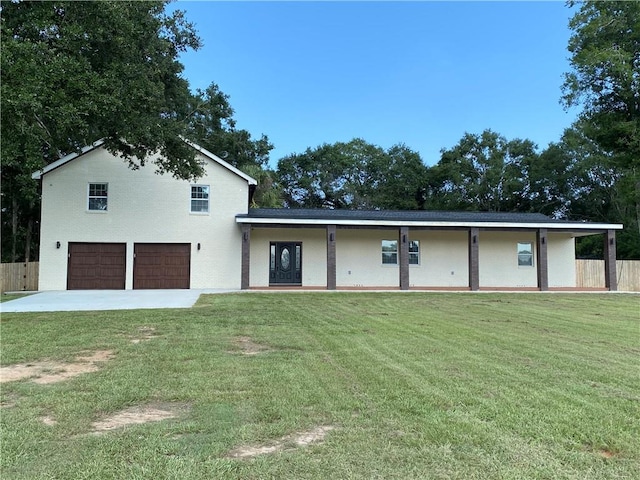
[68,243,126,290]
[133,244,190,289]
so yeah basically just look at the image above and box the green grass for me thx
[0,293,32,302]
[1,293,639,479]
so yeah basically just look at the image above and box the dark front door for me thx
[270,242,302,285]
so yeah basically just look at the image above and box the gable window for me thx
[191,185,209,213]
[88,183,108,211]
[382,240,397,264]
[517,242,534,266]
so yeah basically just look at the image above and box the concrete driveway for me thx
[0,289,237,313]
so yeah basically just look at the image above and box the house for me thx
[33,141,623,292]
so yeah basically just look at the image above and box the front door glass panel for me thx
[270,242,302,285]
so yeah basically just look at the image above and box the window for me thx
[382,239,420,265]
[88,183,108,211]
[382,240,397,264]
[190,185,209,213]
[517,242,534,266]
[409,240,420,265]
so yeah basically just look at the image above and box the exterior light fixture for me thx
[56,241,61,249]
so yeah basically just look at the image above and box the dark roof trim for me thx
[236,208,623,231]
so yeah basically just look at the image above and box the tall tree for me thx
[183,83,279,207]
[185,83,273,171]
[1,1,201,262]
[561,0,640,256]
[277,139,428,210]
[429,130,538,213]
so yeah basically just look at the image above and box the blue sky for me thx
[171,1,579,167]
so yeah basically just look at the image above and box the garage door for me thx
[133,243,191,289]
[67,243,126,290]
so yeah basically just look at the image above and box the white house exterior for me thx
[33,140,255,290]
[33,141,623,292]
[237,209,622,291]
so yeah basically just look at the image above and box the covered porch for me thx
[236,209,622,292]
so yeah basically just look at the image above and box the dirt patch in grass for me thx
[0,350,114,384]
[90,403,188,434]
[130,326,158,344]
[230,336,270,356]
[40,415,57,426]
[225,425,336,459]
[597,448,617,459]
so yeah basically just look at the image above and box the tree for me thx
[551,127,639,259]
[277,139,429,210]
[182,82,279,207]
[185,83,273,171]
[562,0,640,257]
[1,1,202,262]
[429,130,538,213]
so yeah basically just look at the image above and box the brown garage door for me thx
[133,243,190,289]
[67,243,126,290]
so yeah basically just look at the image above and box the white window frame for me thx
[382,240,398,265]
[382,239,420,265]
[409,240,420,265]
[190,184,210,214]
[517,242,534,267]
[87,183,108,212]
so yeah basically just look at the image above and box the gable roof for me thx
[237,208,623,232]
[31,137,257,185]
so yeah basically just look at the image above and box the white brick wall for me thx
[246,228,577,289]
[38,147,249,290]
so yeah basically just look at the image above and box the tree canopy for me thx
[1,0,204,179]
[0,1,275,261]
[277,139,429,210]
[561,0,640,258]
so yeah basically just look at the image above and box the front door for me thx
[270,242,302,285]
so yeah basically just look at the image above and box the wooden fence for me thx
[1,262,39,293]
[1,260,638,293]
[576,260,640,292]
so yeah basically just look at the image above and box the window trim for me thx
[87,182,108,212]
[190,184,210,214]
[381,239,398,265]
[382,239,421,265]
[409,240,420,266]
[517,242,534,267]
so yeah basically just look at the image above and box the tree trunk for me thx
[24,216,33,263]
[635,178,640,239]
[11,198,18,263]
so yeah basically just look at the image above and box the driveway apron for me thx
[0,290,234,313]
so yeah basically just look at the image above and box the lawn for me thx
[1,293,638,479]
[0,293,32,303]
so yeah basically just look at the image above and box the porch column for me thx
[327,225,337,290]
[399,227,410,290]
[537,228,549,291]
[241,224,251,290]
[469,228,479,291]
[604,229,617,291]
